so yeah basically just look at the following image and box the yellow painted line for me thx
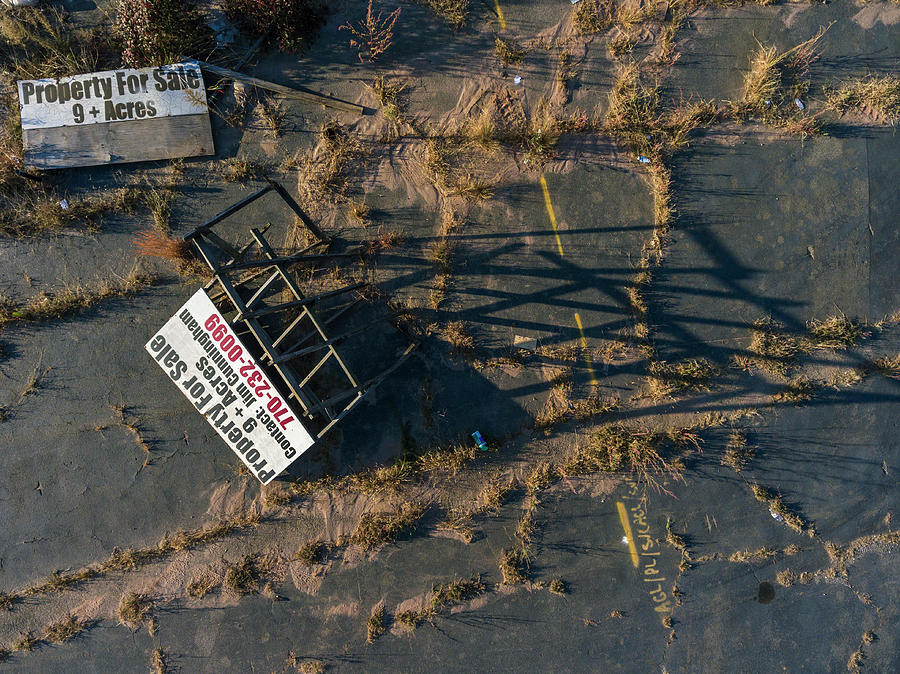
[617,501,640,568]
[494,0,507,30]
[539,175,564,256]
[574,312,598,386]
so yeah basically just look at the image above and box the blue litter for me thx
[471,430,489,451]
[638,155,651,164]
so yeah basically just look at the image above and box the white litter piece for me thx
[571,0,582,4]
[58,199,69,210]
[770,509,784,523]
[795,99,805,110]
[621,536,629,545]
[514,335,538,351]
[513,75,522,85]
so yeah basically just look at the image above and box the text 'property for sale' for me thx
[17,62,206,129]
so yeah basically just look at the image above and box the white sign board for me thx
[145,289,315,484]
[17,62,213,169]
[18,62,208,129]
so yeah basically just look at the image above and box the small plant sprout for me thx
[340,0,402,62]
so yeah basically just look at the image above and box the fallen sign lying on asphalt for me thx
[146,289,314,484]
[145,180,418,483]
[17,61,213,169]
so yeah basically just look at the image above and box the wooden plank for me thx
[23,113,213,170]
[191,60,365,115]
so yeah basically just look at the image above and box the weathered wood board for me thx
[18,61,214,170]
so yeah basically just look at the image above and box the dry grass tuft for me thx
[0,269,156,330]
[294,541,325,565]
[573,0,616,34]
[721,430,754,472]
[417,443,478,475]
[224,555,260,595]
[775,568,797,587]
[562,425,683,494]
[366,604,386,643]
[728,547,775,563]
[150,648,168,674]
[776,377,819,404]
[351,502,427,549]
[44,615,86,643]
[806,313,864,349]
[750,484,811,535]
[13,631,37,652]
[118,592,153,629]
[431,575,486,608]
[299,661,325,674]
[535,377,618,432]
[415,0,469,29]
[0,591,18,610]
[1,187,143,238]
[860,353,900,379]
[494,35,525,65]
[451,173,495,201]
[186,570,219,599]
[221,157,263,183]
[646,359,719,398]
[499,548,528,584]
[737,27,829,135]
[825,75,900,121]
[442,320,475,353]
[372,75,407,126]
[467,110,500,152]
[608,30,635,58]
[548,578,567,595]
[744,317,805,375]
